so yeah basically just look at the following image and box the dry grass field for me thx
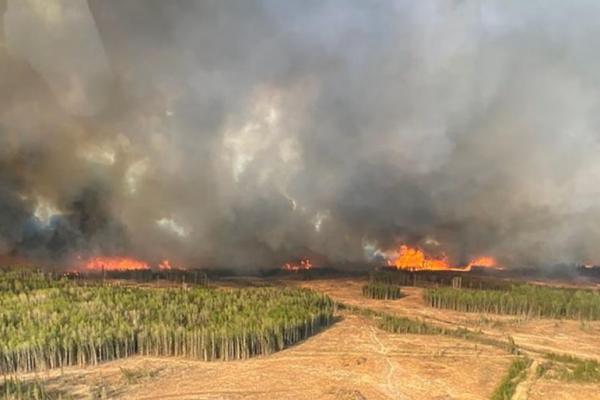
[296,278,600,400]
[6,276,600,399]
[297,278,600,360]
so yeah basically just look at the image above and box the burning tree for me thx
[385,245,499,272]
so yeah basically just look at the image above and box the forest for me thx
[0,269,334,374]
[370,270,514,290]
[424,284,600,320]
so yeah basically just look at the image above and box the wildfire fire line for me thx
[282,259,313,272]
[81,248,495,273]
[83,256,174,271]
[386,245,499,272]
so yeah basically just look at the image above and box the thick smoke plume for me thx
[1,0,600,269]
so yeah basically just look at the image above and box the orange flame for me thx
[282,258,313,272]
[467,256,497,268]
[389,245,450,270]
[84,256,150,271]
[158,259,173,270]
[388,245,499,271]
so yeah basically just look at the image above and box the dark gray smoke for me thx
[1,0,600,269]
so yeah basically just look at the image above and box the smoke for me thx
[1,0,600,269]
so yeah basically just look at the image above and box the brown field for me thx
[10,276,600,399]
[297,279,600,360]
[297,278,600,399]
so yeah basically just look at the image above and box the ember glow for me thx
[282,259,313,272]
[158,260,173,270]
[84,256,150,271]
[387,245,499,271]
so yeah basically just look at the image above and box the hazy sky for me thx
[1,1,600,269]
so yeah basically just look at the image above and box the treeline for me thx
[370,270,513,290]
[73,268,209,285]
[424,285,600,320]
[0,274,334,374]
[260,266,343,280]
[362,283,402,300]
[0,268,65,293]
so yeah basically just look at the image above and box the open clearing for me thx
[297,278,600,360]
[298,278,600,399]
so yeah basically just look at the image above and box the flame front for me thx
[467,256,497,268]
[84,256,150,271]
[387,245,498,271]
[389,245,450,270]
[282,258,313,272]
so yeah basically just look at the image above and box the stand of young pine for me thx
[0,270,334,374]
[424,285,600,320]
[369,270,513,290]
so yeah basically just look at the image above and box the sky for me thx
[1,0,600,269]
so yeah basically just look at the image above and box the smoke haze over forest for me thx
[1,0,600,269]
